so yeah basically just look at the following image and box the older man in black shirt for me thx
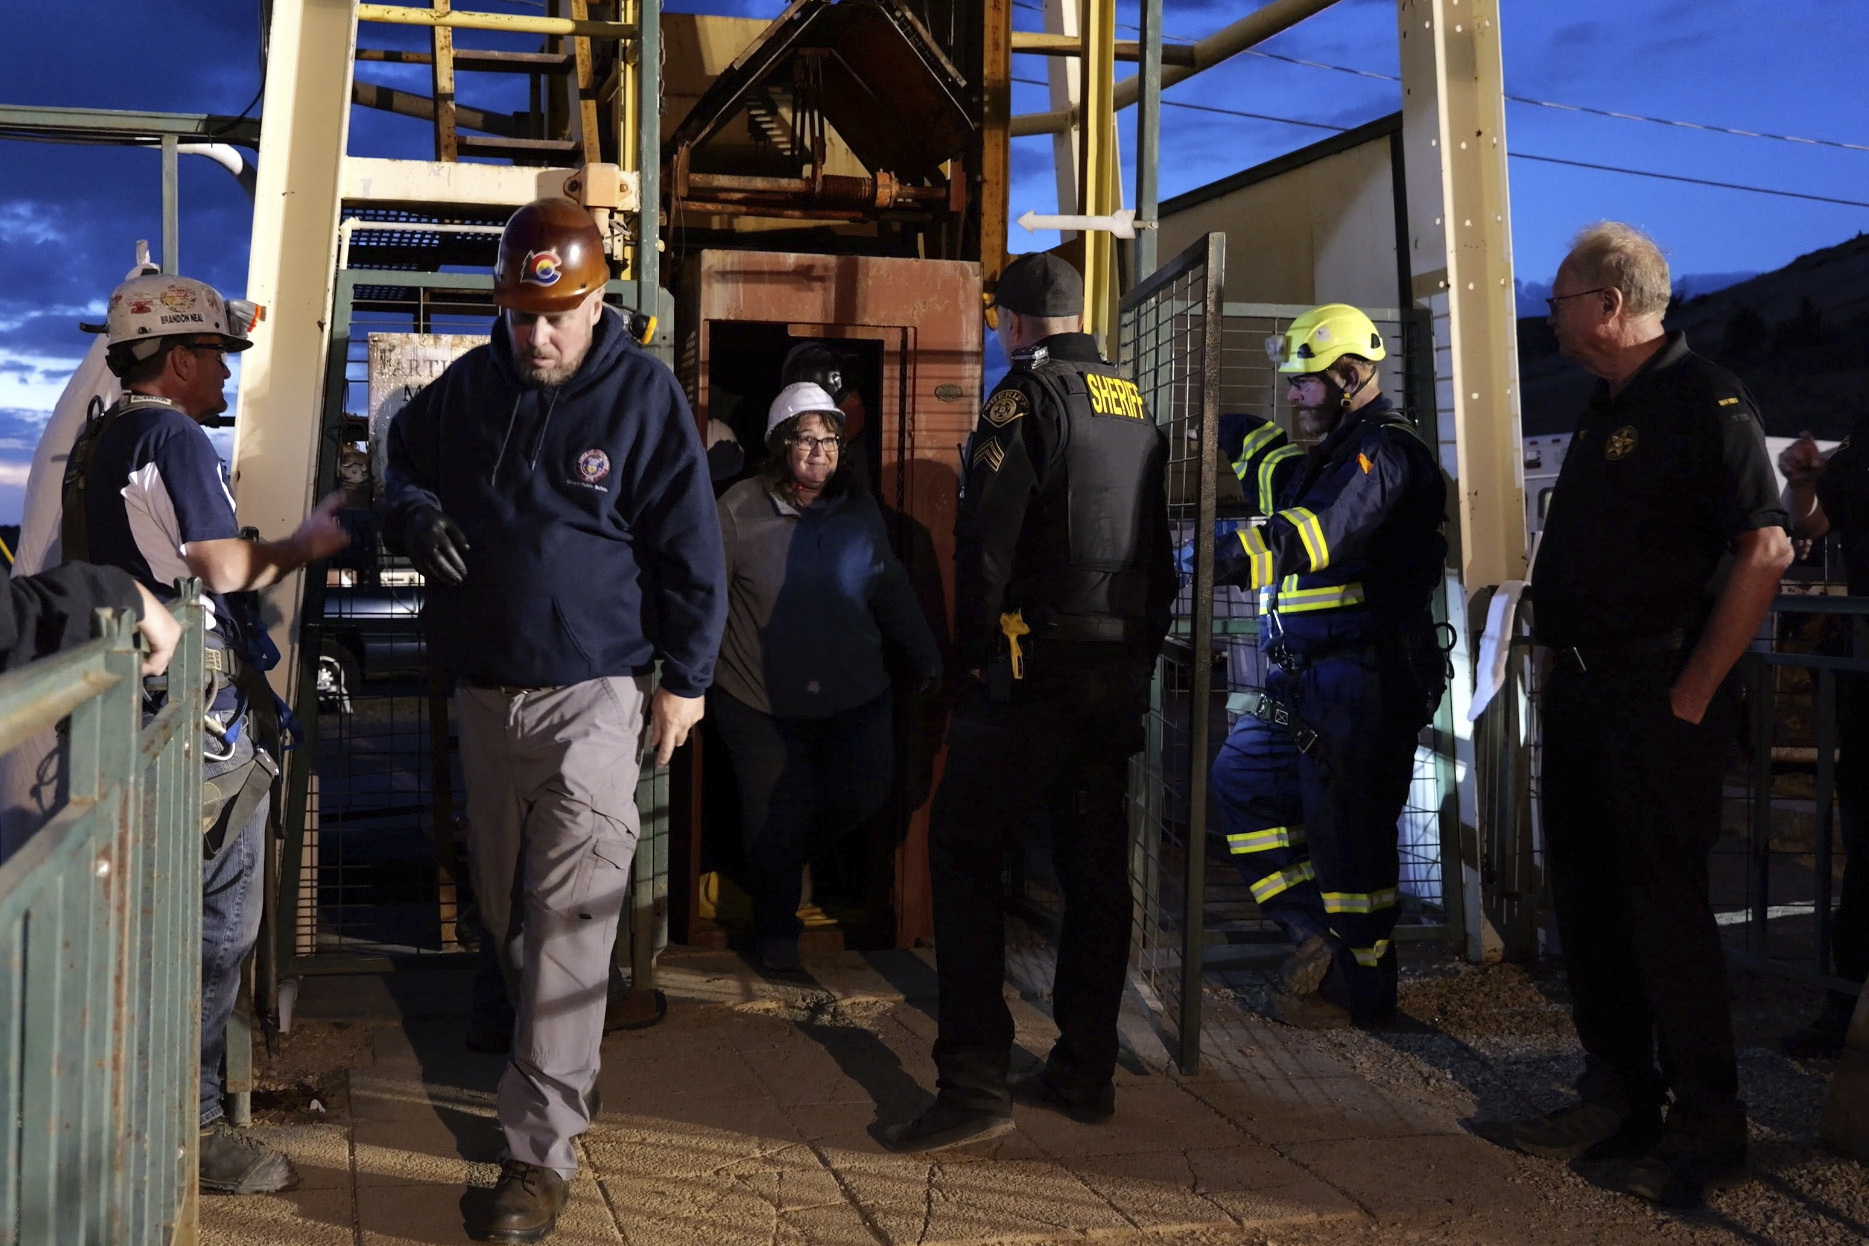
[1515,222,1792,1207]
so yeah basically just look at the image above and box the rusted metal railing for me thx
[0,591,204,1245]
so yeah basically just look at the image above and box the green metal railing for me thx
[0,594,204,1245]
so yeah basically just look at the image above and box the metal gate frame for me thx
[1118,238,1463,1073]
[1119,232,1224,1073]
[0,594,206,1244]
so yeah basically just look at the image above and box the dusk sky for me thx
[1,0,1865,524]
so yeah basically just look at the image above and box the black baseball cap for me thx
[990,252,1084,318]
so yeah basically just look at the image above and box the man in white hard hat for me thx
[68,271,350,1196]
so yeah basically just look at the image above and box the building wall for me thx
[1156,126,1401,311]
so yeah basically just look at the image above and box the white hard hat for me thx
[767,382,842,436]
[103,273,258,362]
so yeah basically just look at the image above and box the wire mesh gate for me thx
[268,267,674,1010]
[1117,235,1461,1072]
[1119,234,1225,1073]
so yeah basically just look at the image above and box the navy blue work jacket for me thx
[1217,397,1446,656]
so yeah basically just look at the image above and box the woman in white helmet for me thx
[710,381,943,971]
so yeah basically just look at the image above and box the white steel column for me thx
[232,0,359,698]
[1041,0,1082,242]
[1398,0,1523,960]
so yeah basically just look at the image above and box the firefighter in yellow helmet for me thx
[1208,303,1449,1029]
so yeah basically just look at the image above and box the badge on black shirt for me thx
[984,389,1028,427]
[1604,426,1638,461]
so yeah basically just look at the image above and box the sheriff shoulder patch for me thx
[984,389,1028,427]
[972,437,1006,473]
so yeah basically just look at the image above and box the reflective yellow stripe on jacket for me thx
[1259,579,1366,615]
[1235,526,1274,588]
[1255,444,1302,512]
[1231,423,1282,481]
[1277,506,1330,572]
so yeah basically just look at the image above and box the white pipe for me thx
[176,142,246,181]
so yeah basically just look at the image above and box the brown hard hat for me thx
[492,197,609,312]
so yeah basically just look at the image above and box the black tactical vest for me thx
[1007,352,1167,638]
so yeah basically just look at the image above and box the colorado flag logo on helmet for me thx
[522,249,563,287]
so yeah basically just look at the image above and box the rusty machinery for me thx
[665,0,977,253]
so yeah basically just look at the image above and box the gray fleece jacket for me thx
[714,479,941,718]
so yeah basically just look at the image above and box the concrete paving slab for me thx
[1277,1131,1538,1222]
[352,1113,504,1187]
[835,1157,1133,1245]
[801,1102,1054,1168]
[1010,1082,1246,1160]
[354,1173,622,1245]
[583,1126,817,1181]
[199,1185,355,1246]
[243,1122,353,1192]
[590,1094,807,1147]
[1181,1144,1364,1226]
[1184,1073,1450,1146]
[597,1162,875,1246]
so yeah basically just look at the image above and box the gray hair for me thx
[1565,221,1671,318]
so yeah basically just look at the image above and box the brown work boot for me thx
[199,1121,301,1195]
[1278,934,1335,996]
[474,1160,570,1243]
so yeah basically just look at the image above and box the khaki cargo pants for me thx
[456,675,648,1175]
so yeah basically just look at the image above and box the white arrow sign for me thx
[1016,208,1145,240]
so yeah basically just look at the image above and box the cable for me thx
[1151,98,1345,132]
[1509,153,1869,211]
[208,82,266,137]
[1229,46,1869,154]
[1011,83,1869,209]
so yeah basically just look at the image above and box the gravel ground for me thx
[1217,946,1869,1245]
[247,1018,382,1124]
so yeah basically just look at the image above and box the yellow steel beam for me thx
[1011,0,1339,132]
[232,0,359,702]
[1077,0,1118,348]
[357,3,635,39]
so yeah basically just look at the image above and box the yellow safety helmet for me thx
[1268,303,1386,375]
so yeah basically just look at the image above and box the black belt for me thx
[1547,630,1685,674]
[1038,616,1143,645]
[464,678,561,696]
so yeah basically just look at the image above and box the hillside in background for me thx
[1518,232,1869,438]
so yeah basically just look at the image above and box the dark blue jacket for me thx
[384,309,726,695]
[1217,397,1445,655]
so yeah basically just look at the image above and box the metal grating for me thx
[1118,233,1225,1073]
[1114,250,1459,1069]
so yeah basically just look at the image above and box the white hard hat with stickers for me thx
[100,272,264,367]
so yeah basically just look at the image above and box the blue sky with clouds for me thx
[0,0,1865,524]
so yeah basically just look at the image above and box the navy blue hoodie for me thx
[384,308,726,695]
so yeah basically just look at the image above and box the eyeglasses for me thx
[788,434,842,453]
[1544,288,1610,313]
[179,340,228,363]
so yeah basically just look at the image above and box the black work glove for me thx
[406,506,470,586]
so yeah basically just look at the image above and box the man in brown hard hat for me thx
[385,198,725,1243]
